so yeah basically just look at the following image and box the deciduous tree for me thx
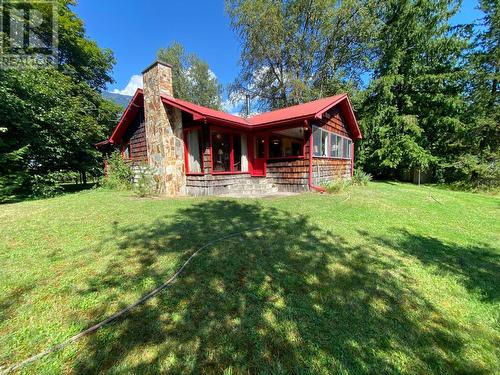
[226,0,379,110]
[0,0,120,200]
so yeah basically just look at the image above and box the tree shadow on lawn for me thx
[72,200,485,374]
[362,229,500,303]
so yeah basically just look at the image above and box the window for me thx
[186,129,202,174]
[321,130,329,157]
[212,131,231,172]
[342,138,352,159]
[313,126,352,159]
[212,130,248,173]
[255,136,265,158]
[313,127,322,156]
[313,127,330,157]
[330,134,341,158]
[268,133,304,158]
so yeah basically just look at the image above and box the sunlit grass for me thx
[0,182,499,374]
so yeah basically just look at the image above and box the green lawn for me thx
[0,183,499,374]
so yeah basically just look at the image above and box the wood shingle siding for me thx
[123,109,147,162]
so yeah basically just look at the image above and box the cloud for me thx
[221,100,242,116]
[112,75,143,96]
[222,91,248,116]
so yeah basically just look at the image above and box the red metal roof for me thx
[161,94,249,127]
[106,89,361,145]
[248,95,346,125]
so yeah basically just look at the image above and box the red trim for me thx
[109,90,144,144]
[311,125,353,160]
[211,172,250,175]
[161,95,206,121]
[267,156,306,161]
[250,134,267,177]
[210,126,248,174]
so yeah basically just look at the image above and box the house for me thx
[97,61,362,196]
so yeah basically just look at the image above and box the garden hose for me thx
[0,227,263,374]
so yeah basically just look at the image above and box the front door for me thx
[251,135,266,176]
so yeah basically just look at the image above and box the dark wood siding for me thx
[267,105,353,191]
[311,106,352,184]
[320,107,350,137]
[122,108,147,162]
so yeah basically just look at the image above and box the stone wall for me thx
[186,174,278,196]
[142,61,186,196]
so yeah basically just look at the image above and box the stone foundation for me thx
[186,174,279,196]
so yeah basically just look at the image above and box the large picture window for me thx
[313,126,352,159]
[185,128,203,174]
[268,127,305,158]
[212,130,248,173]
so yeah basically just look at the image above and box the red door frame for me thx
[249,134,267,177]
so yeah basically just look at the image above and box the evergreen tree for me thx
[456,0,500,188]
[157,42,223,110]
[358,0,470,180]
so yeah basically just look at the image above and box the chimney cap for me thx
[141,60,173,75]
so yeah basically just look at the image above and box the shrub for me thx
[134,164,157,197]
[352,169,372,186]
[322,178,350,194]
[29,173,65,198]
[103,151,133,190]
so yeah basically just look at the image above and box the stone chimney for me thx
[142,61,186,196]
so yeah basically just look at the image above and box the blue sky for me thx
[73,0,483,106]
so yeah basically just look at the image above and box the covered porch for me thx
[183,123,309,196]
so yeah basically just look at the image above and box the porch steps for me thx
[219,177,279,197]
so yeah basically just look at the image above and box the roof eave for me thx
[313,95,363,140]
[109,89,144,144]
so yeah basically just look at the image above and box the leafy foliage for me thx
[102,151,133,191]
[157,42,223,110]
[0,1,120,200]
[226,0,379,110]
[228,0,498,190]
[321,178,350,194]
[456,0,500,189]
[133,164,157,197]
[358,0,469,178]
[352,169,372,186]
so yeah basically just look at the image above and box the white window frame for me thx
[312,126,352,160]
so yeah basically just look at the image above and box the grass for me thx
[0,182,499,374]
